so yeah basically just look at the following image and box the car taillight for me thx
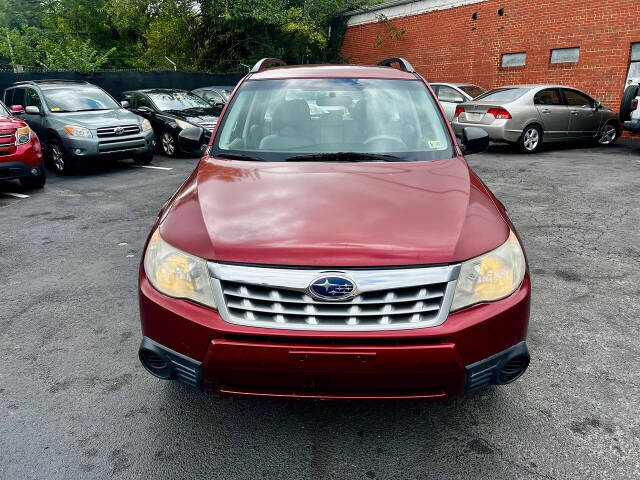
[487,108,512,120]
[633,99,638,111]
[454,106,465,118]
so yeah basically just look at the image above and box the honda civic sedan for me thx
[451,85,620,153]
[137,58,531,399]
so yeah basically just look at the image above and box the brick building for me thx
[341,0,640,109]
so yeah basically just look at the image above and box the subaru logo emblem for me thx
[308,275,356,301]
[114,127,125,135]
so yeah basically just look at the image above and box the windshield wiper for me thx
[284,152,400,162]
[212,152,265,161]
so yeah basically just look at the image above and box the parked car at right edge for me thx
[3,80,155,175]
[451,85,621,153]
[620,77,640,135]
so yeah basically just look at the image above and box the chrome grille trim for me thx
[209,263,460,331]
[96,125,141,137]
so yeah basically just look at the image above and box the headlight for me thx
[63,125,92,137]
[451,231,526,311]
[15,126,30,145]
[143,230,216,309]
[141,119,153,132]
[175,119,195,130]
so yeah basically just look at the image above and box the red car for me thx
[138,58,531,399]
[0,102,45,189]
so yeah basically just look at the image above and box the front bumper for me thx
[451,119,522,144]
[61,129,155,160]
[138,270,531,399]
[177,126,212,155]
[0,161,45,181]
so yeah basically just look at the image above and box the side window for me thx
[563,90,593,107]
[11,87,25,107]
[135,94,153,110]
[207,91,224,103]
[24,88,42,109]
[4,88,13,105]
[534,89,563,106]
[430,85,440,95]
[437,85,464,103]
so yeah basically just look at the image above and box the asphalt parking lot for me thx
[1,142,639,480]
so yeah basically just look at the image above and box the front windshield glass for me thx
[148,92,210,111]
[475,88,530,102]
[213,78,454,162]
[459,85,486,99]
[0,102,8,116]
[43,86,120,112]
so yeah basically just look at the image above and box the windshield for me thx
[213,78,454,162]
[0,102,8,116]
[459,85,487,99]
[148,92,210,111]
[475,88,530,102]
[220,89,232,100]
[43,86,120,112]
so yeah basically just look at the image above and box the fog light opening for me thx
[31,168,39,176]
[139,349,171,379]
[497,355,529,384]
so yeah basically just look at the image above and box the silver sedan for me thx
[451,85,621,153]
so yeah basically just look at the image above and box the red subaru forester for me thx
[0,101,45,189]
[138,58,530,399]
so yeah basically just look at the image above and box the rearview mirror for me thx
[120,100,130,109]
[461,127,490,155]
[11,105,24,113]
[25,106,40,115]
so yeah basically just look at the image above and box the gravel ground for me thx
[1,141,639,479]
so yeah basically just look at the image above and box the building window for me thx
[501,52,526,67]
[627,43,640,85]
[551,47,580,64]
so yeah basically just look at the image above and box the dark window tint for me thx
[534,89,563,106]
[476,88,530,102]
[11,88,25,106]
[134,94,154,110]
[563,89,593,107]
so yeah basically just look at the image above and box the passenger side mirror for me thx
[594,100,602,110]
[460,127,490,155]
[25,106,40,115]
[11,105,24,114]
[120,100,130,109]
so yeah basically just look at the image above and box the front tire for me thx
[50,140,75,175]
[133,151,154,165]
[597,122,619,146]
[160,131,177,157]
[518,125,543,153]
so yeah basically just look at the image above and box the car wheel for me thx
[20,172,46,189]
[133,151,154,165]
[161,132,177,157]
[597,122,619,146]
[518,125,542,153]
[50,140,75,175]
[619,84,639,121]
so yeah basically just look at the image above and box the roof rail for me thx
[11,79,90,86]
[250,58,287,73]
[378,57,415,73]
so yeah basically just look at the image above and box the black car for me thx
[191,86,234,112]
[120,89,218,156]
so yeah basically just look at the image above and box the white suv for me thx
[620,77,640,134]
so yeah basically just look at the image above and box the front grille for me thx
[210,263,458,331]
[199,122,217,132]
[96,125,141,137]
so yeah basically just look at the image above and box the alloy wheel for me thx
[598,124,617,145]
[523,128,539,151]
[162,133,176,156]
[52,144,65,173]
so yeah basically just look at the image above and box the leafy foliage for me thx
[0,0,372,72]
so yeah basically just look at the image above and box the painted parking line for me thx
[0,192,29,198]
[133,165,173,171]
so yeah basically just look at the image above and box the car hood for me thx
[164,108,218,125]
[158,156,510,267]
[0,115,26,129]
[51,109,141,129]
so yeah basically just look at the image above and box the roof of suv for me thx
[249,64,418,81]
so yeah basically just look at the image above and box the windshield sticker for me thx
[50,107,60,111]
[428,140,445,150]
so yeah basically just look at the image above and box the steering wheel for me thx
[363,135,407,150]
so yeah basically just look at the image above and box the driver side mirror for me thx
[594,100,602,110]
[11,105,24,114]
[120,100,130,109]
[460,127,490,155]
